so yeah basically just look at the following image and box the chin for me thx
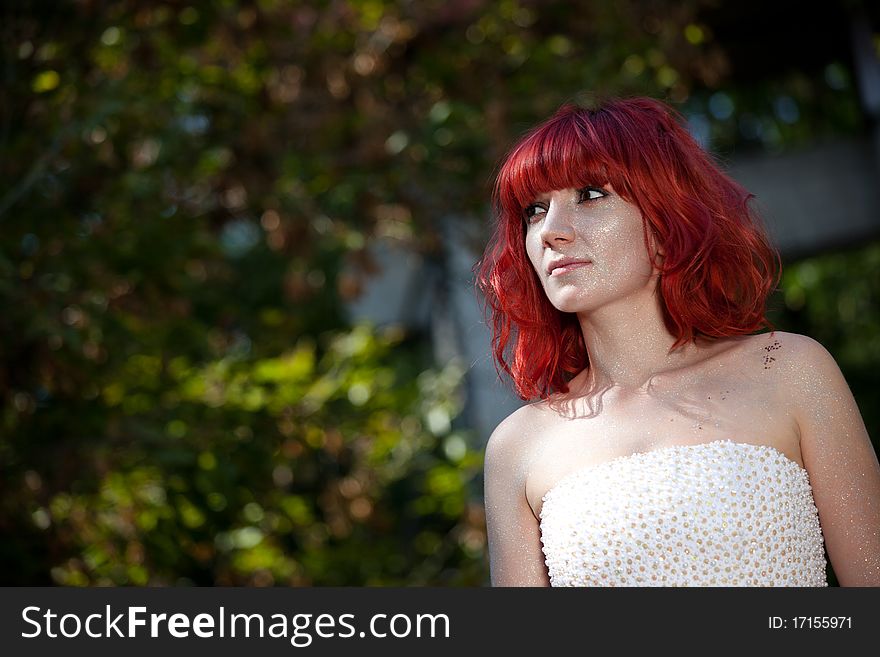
[548,295,593,314]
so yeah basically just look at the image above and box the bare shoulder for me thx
[731,330,838,379]
[753,330,845,387]
[756,329,828,355]
[716,331,848,424]
[484,402,547,484]
[751,331,860,436]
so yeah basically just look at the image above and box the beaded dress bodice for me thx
[539,439,828,586]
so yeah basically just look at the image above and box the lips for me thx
[547,258,592,276]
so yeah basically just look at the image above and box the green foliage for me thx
[6,322,483,585]
[2,0,503,585]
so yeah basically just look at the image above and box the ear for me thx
[647,229,665,261]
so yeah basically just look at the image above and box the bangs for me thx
[494,108,628,220]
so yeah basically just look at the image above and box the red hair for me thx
[473,95,781,401]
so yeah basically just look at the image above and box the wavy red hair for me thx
[473,95,781,401]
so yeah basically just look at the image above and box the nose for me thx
[538,201,576,245]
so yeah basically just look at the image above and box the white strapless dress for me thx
[539,439,828,586]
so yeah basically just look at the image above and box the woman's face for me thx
[523,184,660,314]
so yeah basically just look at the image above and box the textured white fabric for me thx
[539,439,828,586]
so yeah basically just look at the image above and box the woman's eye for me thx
[523,205,545,223]
[580,187,607,201]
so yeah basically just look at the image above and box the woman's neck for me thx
[574,292,700,393]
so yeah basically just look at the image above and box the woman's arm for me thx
[483,408,551,586]
[785,333,880,586]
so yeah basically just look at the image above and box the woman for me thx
[474,95,880,586]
